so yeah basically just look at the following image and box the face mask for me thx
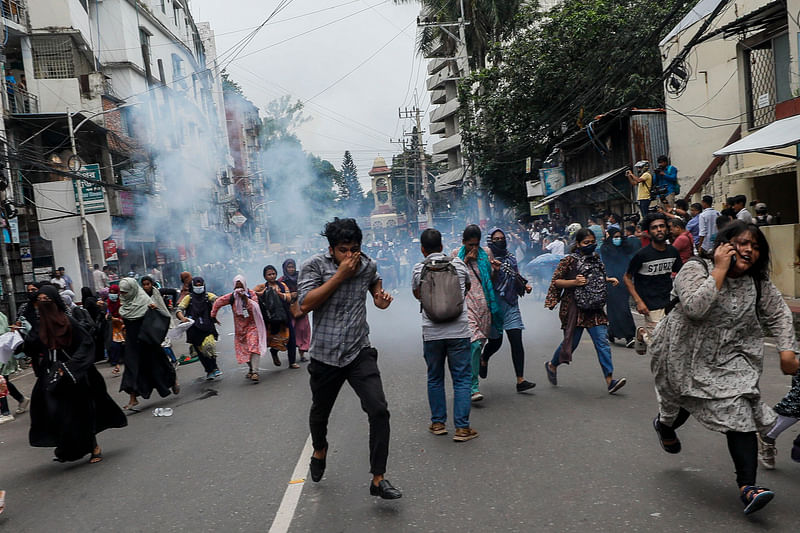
[580,244,597,255]
[193,285,205,294]
[109,294,119,301]
[612,237,623,247]
[235,287,245,295]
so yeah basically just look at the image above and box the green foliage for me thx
[260,95,309,147]
[338,151,369,216]
[460,0,691,211]
[221,71,244,95]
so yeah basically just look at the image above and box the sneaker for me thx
[428,422,448,435]
[608,378,627,394]
[757,434,776,470]
[634,327,647,355]
[212,369,223,379]
[16,397,30,414]
[544,361,557,386]
[471,392,484,402]
[625,338,635,349]
[0,414,15,425]
[453,427,479,442]
[516,380,536,393]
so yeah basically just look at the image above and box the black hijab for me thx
[36,285,72,350]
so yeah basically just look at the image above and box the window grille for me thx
[32,36,75,79]
[745,41,777,129]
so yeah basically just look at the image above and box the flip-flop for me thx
[89,449,103,464]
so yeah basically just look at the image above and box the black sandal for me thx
[653,416,681,454]
[89,448,103,464]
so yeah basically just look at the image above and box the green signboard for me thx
[73,164,106,214]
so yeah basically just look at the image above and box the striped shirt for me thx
[298,252,381,367]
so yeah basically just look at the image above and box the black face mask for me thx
[27,291,38,302]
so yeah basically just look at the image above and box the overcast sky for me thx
[192,0,430,187]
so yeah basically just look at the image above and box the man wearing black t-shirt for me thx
[624,213,682,354]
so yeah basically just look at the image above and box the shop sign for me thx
[104,240,118,261]
[539,167,565,196]
[118,191,136,216]
[73,164,107,214]
[529,201,550,216]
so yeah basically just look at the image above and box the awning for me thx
[434,167,469,192]
[713,115,800,158]
[532,167,627,210]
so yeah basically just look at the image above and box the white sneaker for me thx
[0,414,15,424]
[471,392,484,402]
[15,397,30,414]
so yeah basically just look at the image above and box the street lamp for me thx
[66,102,139,278]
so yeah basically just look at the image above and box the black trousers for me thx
[308,347,390,475]
[482,328,525,377]
[665,408,758,487]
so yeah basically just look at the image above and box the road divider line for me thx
[268,433,313,533]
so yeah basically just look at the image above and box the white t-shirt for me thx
[412,252,470,342]
[546,240,565,255]
[736,208,753,224]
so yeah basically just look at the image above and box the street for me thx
[1,292,798,532]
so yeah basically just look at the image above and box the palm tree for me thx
[393,0,524,69]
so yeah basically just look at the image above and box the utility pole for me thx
[67,108,94,286]
[399,107,433,228]
[0,50,16,318]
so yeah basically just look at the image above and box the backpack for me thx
[258,285,288,332]
[418,256,464,323]
[572,254,607,310]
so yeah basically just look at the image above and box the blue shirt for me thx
[657,165,678,195]
[686,215,700,245]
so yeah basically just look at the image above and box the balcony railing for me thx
[6,85,39,114]
[1,0,25,25]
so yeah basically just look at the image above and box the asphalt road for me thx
[1,291,799,532]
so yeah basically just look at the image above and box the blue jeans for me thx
[550,324,614,377]
[423,338,472,428]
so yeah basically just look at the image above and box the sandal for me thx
[89,448,103,464]
[272,354,282,367]
[0,489,5,515]
[740,485,774,515]
[250,373,259,383]
[123,402,139,410]
[245,371,253,380]
[111,367,120,376]
[290,363,300,369]
[653,416,681,454]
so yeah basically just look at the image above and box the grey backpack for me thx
[419,256,463,323]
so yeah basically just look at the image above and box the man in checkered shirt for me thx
[298,218,401,500]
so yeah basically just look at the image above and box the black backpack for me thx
[572,254,607,310]
[258,286,288,333]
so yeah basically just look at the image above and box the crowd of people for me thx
[0,202,798,516]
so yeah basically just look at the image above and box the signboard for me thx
[73,164,107,214]
[103,240,118,261]
[525,157,532,174]
[231,212,247,227]
[118,190,136,216]
[757,93,770,109]
[120,166,148,189]
[539,167,565,196]
[2,217,19,243]
[19,246,31,259]
[34,267,52,283]
[526,180,544,198]
[530,201,550,216]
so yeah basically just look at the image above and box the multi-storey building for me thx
[0,0,231,304]
[661,0,800,296]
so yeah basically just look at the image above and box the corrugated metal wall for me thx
[628,112,670,165]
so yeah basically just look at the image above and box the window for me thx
[31,36,75,79]
[744,33,791,129]
[173,5,180,26]
[139,28,151,66]
[171,54,185,83]
[160,0,166,14]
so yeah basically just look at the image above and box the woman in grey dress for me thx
[649,221,799,515]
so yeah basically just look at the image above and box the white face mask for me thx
[109,294,119,301]
[193,285,205,294]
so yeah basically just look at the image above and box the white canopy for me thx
[531,167,627,210]
[713,115,800,157]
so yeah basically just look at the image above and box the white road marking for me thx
[268,434,313,533]
[764,342,776,347]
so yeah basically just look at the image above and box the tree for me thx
[459,0,692,211]
[221,71,244,95]
[339,151,367,216]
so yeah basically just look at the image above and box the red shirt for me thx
[672,231,694,263]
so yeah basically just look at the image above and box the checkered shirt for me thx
[298,252,381,367]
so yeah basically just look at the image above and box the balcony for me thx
[429,98,460,124]
[5,85,39,114]
[430,121,445,135]
[1,0,25,26]
[432,132,462,155]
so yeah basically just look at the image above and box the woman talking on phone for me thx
[649,220,799,515]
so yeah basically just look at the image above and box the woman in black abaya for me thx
[26,285,127,463]
[118,277,176,410]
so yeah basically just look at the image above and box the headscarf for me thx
[231,275,268,355]
[37,285,72,350]
[280,259,298,292]
[118,277,152,320]
[486,227,520,305]
[188,276,209,320]
[60,290,77,312]
[80,287,94,302]
[97,287,109,300]
[107,285,121,317]
[458,245,503,327]
[141,276,169,317]
[140,275,155,294]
